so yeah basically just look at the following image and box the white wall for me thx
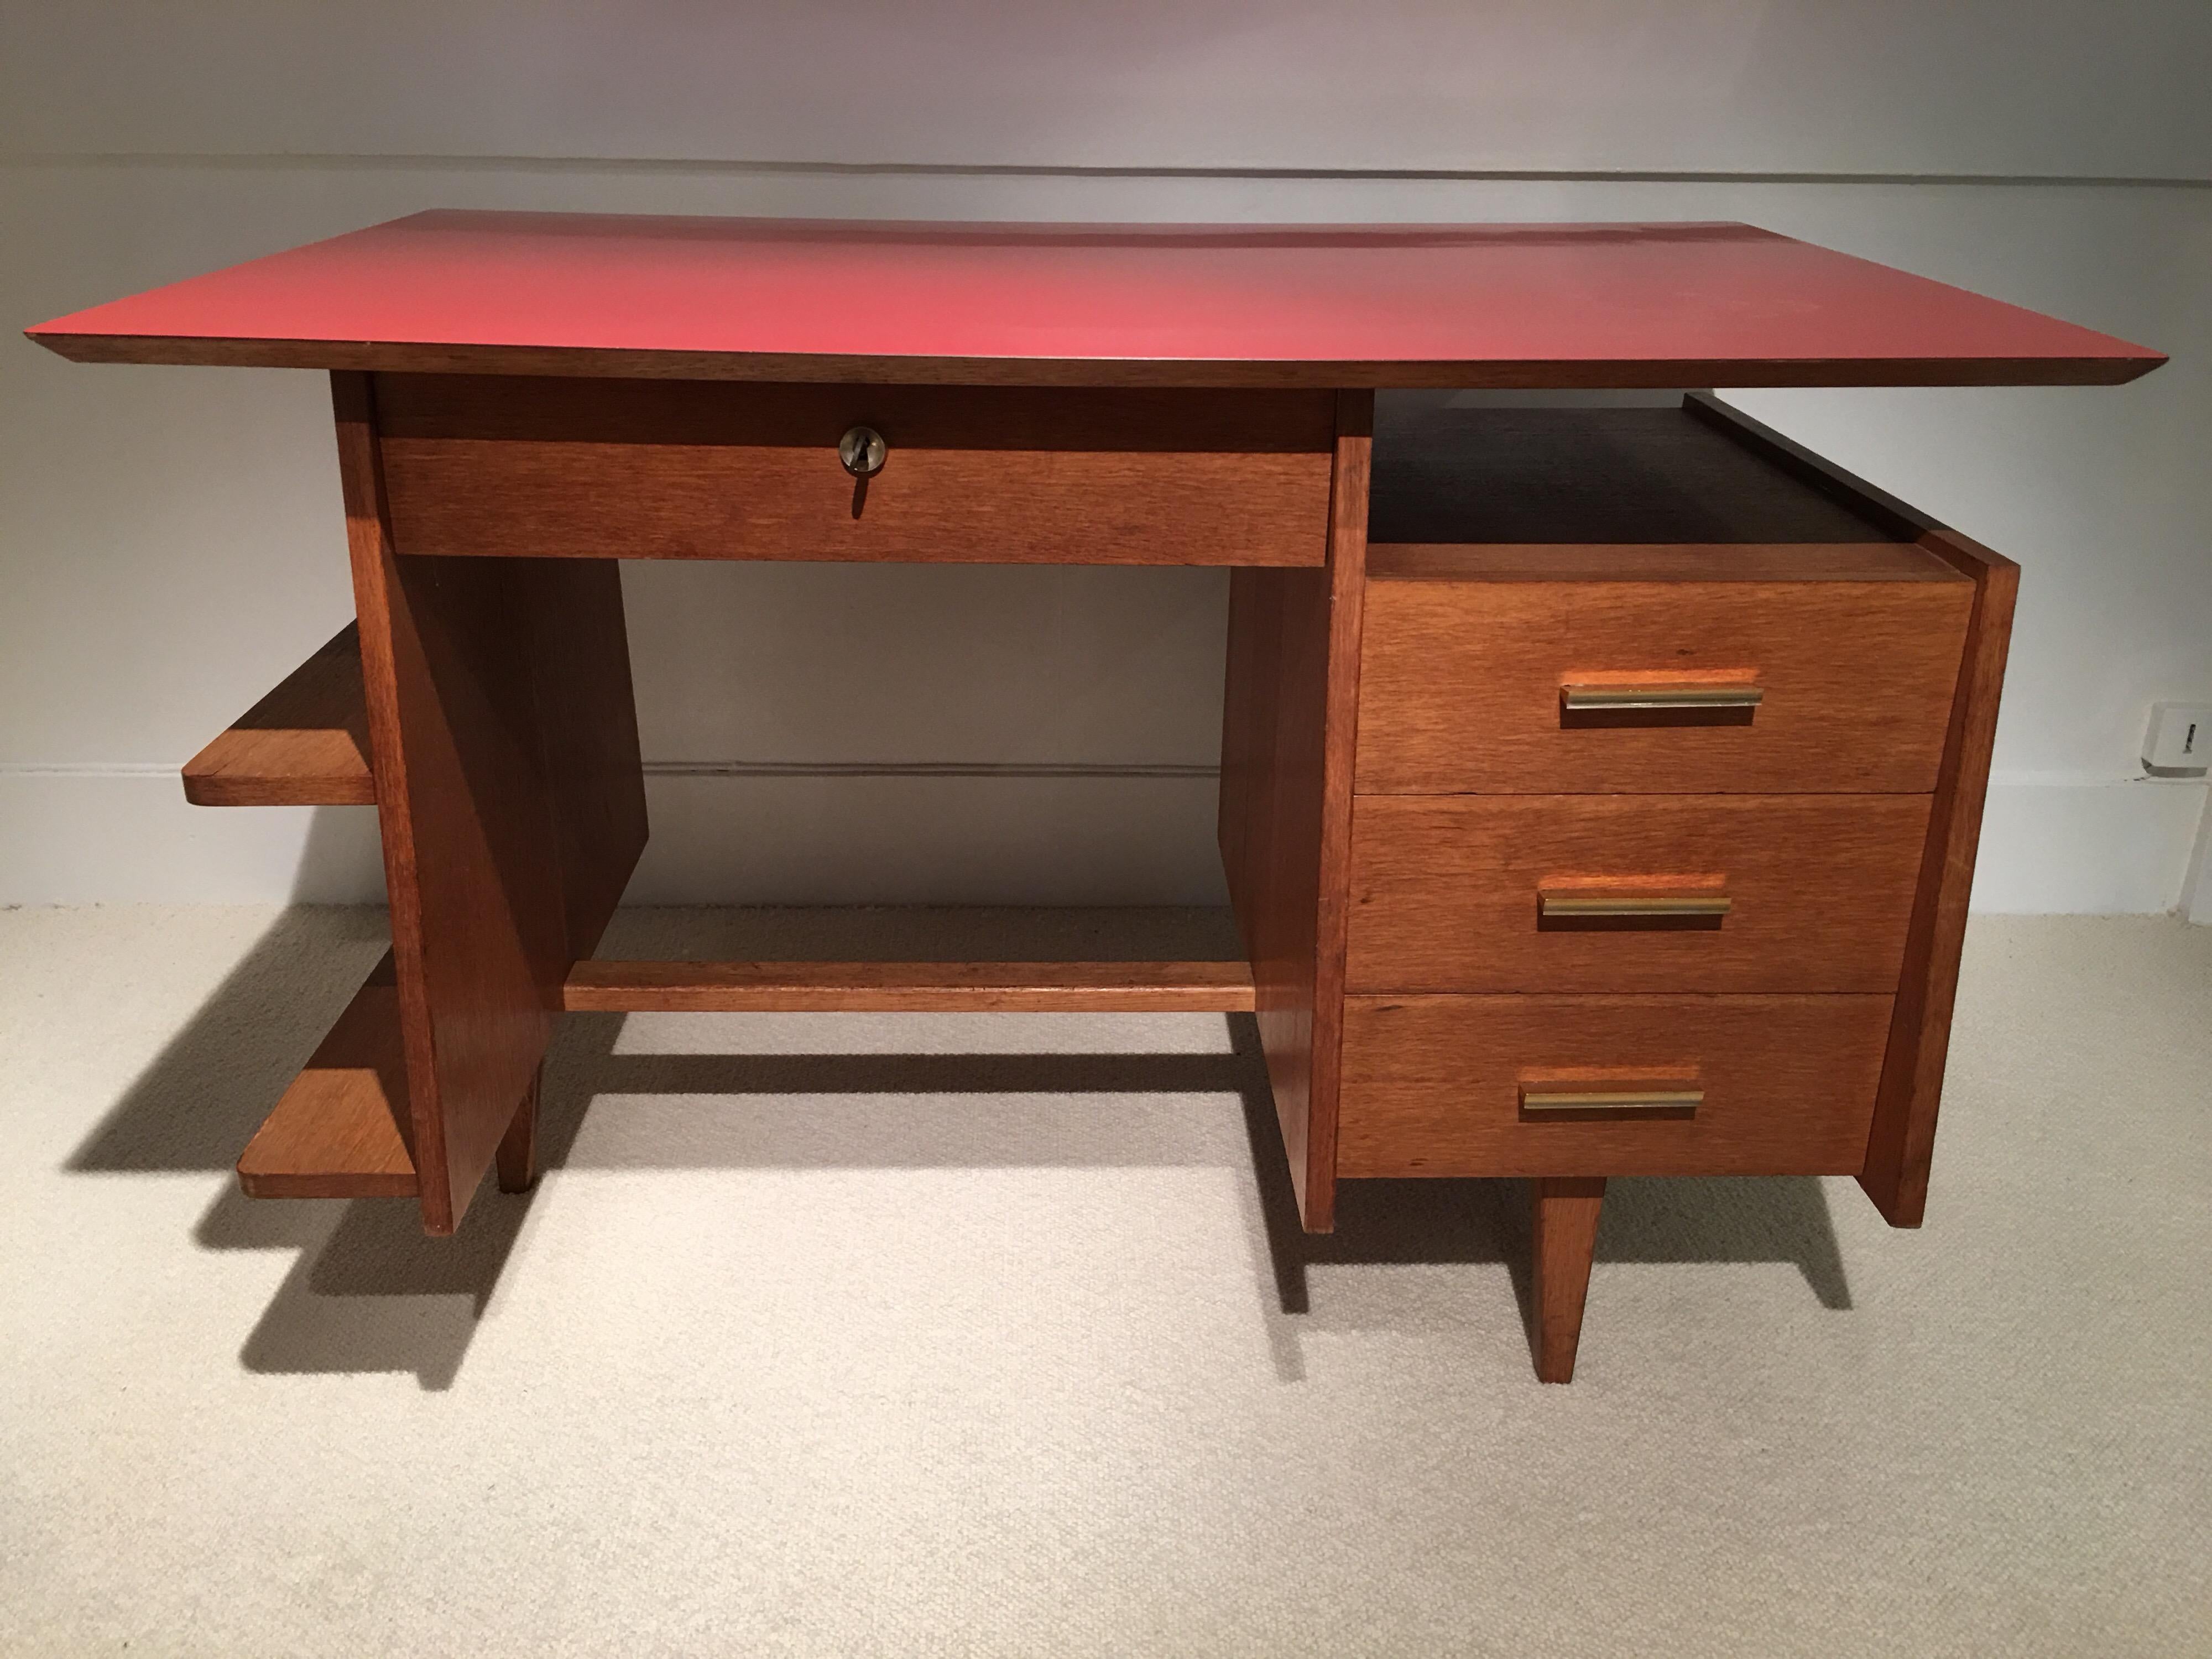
[3,6,2208,910]
[7,3,2208,178]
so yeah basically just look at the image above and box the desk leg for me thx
[1531,1177,1606,1383]
[333,371,645,1236]
[495,1065,542,1194]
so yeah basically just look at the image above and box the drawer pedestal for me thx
[1220,393,2019,1380]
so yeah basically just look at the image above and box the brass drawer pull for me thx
[1538,891,1732,920]
[1561,682,1764,712]
[1521,1086,1704,1114]
[1537,877,1731,929]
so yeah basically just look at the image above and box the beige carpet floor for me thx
[1,905,2206,1657]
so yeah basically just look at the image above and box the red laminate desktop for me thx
[28,211,2163,387]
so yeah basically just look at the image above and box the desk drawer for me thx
[1347,794,1930,994]
[374,375,1336,566]
[1337,993,1891,1177]
[1354,554,1974,793]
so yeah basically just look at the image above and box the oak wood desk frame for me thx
[238,374,2008,1383]
[310,371,1378,1239]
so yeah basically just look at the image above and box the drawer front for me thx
[1338,994,1892,1177]
[1355,573,1973,793]
[374,375,1337,566]
[1347,794,1931,994]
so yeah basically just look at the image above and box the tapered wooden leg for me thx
[495,1067,542,1194]
[1531,1177,1606,1383]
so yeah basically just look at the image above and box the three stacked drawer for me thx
[1336,403,1975,1181]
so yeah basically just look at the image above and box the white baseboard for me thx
[6,768,2204,914]
[0,770,388,905]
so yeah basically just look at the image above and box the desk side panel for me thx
[335,372,645,1234]
[525,560,649,961]
[1684,394,2017,1226]
[1219,391,1372,1232]
[1864,530,2017,1225]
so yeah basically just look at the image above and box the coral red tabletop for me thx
[27,211,2164,388]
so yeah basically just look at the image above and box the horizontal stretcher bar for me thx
[561,959,1259,1013]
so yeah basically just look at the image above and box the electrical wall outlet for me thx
[2143,703,2212,778]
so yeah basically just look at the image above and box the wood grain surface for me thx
[374,376,1334,566]
[1337,993,1893,1178]
[520,559,650,959]
[1218,392,1373,1231]
[1356,565,1973,795]
[1686,395,2021,1228]
[1531,1177,1606,1384]
[181,623,375,806]
[1366,543,1961,583]
[235,953,418,1199]
[563,959,1256,1013]
[336,371,646,1236]
[1864,530,2020,1226]
[1347,794,1932,993]
[494,1068,542,1196]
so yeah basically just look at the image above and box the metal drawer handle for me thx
[1521,1086,1704,1114]
[1539,891,1732,920]
[1561,683,1763,712]
[838,425,888,478]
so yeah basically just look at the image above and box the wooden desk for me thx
[29,213,2163,1381]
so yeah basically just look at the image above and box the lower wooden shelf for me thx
[235,955,1250,1204]
[236,953,418,1198]
[183,623,375,806]
[562,958,1258,1013]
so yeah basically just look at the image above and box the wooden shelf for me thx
[562,959,1258,1013]
[236,953,418,1199]
[1367,401,1906,548]
[183,624,375,806]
